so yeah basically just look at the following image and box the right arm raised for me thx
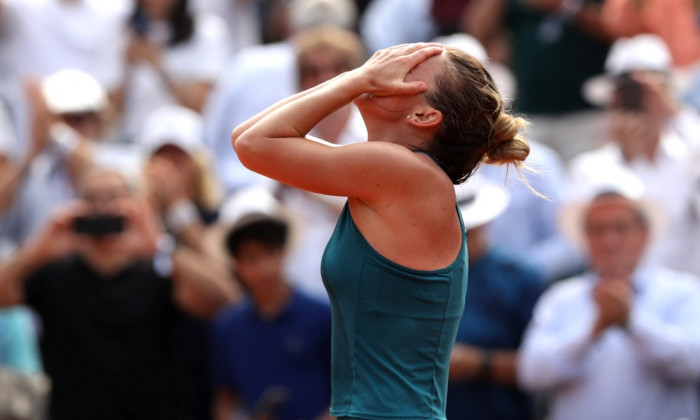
[230,44,443,201]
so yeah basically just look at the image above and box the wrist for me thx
[153,234,176,277]
[476,349,494,381]
[50,123,81,159]
[165,199,199,235]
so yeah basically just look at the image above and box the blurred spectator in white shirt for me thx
[0,0,131,151]
[203,0,359,194]
[114,0,229,142]
[518,175,700,420]
[572,34,700,277]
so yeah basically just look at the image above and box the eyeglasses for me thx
[61,112,100,126]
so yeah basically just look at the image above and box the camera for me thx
[73,215,126,236]
[615,74,644,112]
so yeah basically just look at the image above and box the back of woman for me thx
[232,43,529,419]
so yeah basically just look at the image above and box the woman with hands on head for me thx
[232,43,530,419]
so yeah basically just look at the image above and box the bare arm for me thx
[213,389,243,420]
[170,245,239,318]
[231,44,443,200]
[464,0,508,44]
[0,207,80,307]
[449,344,520,385]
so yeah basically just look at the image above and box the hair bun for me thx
[482,114,530,165]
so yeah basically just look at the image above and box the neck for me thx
[252,282,293,319]
[81,246,134,277]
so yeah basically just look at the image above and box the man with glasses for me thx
[0,167,236,419]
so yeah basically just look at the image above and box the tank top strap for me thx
[412,149,441,167]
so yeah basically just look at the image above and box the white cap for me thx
[288,0,357,32]
[455,175,510,231]
[559,169,666,249]
[138,105,204,156]
[220,186,288,233]
[604,34,672,75]
[582,34,673,106]
[41,69,108,114]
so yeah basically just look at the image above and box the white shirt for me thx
[359,0,436,54]
[120,13,229,142]
[203,41,297,194]
[518,266,700,420]
[0,0,131,151]
[568,123,700,277]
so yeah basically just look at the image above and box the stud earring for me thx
[406,115,411,119]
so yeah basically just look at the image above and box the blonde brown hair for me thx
[423,46,530,184]
[293,24,366,76]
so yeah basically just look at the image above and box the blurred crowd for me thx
[0,0,699,419]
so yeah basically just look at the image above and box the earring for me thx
[406,115,411,119]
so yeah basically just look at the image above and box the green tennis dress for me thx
[321,202,468,420]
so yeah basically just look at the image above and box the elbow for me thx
[230,128,256,169]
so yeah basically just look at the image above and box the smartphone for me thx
[616,74,644,112]
[73,215,126,236]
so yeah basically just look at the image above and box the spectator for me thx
[0,0,130,147]
[138,104,228,420]
[0,69,139,246]
[0,167,237,419]
[210,186,332,420]
[115,0,229,142]
[601,0,700,68]
[573,34,700,277]
[466,0,612,161]
[139,104,223,253]
[203,0,359,194]
[447,177,544,420]
[518,175,700,420]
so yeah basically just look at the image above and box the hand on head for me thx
[357,43,443,97]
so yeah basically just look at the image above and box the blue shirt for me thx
[210,290,332,420]
[321,203,468,420]
[446,248,544,420]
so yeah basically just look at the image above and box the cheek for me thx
[368,94,414,113]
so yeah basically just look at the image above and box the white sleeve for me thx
[187,13,231,81]
[359,0,437,54]
[627,273,700,384]
[0,100,18,161]
[517,283,598,391]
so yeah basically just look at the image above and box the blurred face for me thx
[354,51,445,118]
[232,241,285,295]
[140,0,179,20]
[298,49,352,91]
[60,111,102,140]
[152,144,194,168]
[584,196,649,279]
[81,172,132,215]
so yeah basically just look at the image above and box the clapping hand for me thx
[594,279,632,330]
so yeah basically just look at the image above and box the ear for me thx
[406,108,443,128]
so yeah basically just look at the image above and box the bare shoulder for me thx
[349,151,461,271]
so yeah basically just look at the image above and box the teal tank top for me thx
[321,202,468,420]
